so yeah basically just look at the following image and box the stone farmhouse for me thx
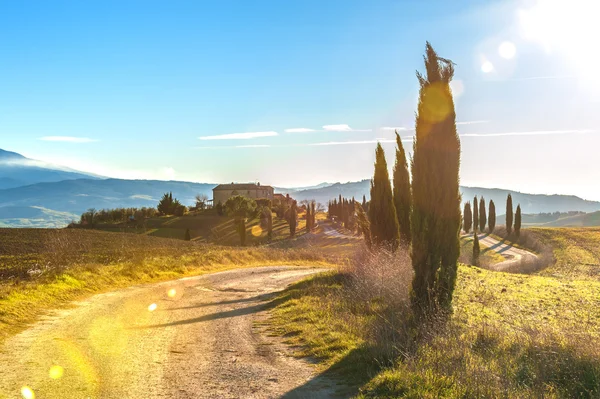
[212,182,274,205]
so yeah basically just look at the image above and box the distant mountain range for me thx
[0,149,101,189]
[1,148,600,228]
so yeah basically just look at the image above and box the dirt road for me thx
[476,233,538,271]
[0,266,344,399]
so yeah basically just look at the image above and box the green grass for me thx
[0,228,333,344]
[269,228,600,398]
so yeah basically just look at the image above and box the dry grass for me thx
[270,241,600,398]
[0,228,333,344]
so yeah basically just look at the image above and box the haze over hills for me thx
[1,148,600,227]
[0,148,101,189]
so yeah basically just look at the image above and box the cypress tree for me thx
[362,195,367,210]
[463,202,472,233]
[506,194,514,235]
[184,228,191,241]
[488,200,496,233]
[368,143,400,250]
[473,196,479,233]
[472,232,480,266]
[515,204,522,237]
[479,196,486,233]
[288,201,297,237]
[410,42,461,314]
[393,130,412,245]
[311,201,316,230]
[306,203,312,232]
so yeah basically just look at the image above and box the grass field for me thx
[89,209,307,246]
[269,227,600,398]
[0,228,332,344]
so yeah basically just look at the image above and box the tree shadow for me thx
[164,293,272,310]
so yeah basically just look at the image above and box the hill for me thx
[0,148,101,189]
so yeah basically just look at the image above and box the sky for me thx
[1,0,599,199]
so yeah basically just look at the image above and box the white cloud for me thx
[284,128,315,133]
[39,136,97,143]
[456,120,489,125]
[461,129,594,138]
[322,124,372,132]
[198,131,278,140]
[235,144,272,148]
[308,138,412,146]
[161,167,176,180]
[381,127,411,131]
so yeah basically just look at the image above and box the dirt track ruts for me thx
[0,266,345,399]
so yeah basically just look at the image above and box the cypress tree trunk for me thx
[393,130,412,245]
[488,200,496,233]
[410,42,461,314]
[479,196,486,232]
[463,202,472,233]
[515,204,522,237]
[473,196,479,233]
[506,194,514,235]
[369,143,400,250]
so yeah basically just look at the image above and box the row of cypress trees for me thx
[366,43,461,315]
[463,197,496,233]
[463,194,521,236]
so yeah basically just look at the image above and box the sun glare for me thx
[519,0,600,84]
[148,303,157,312]
[49,365,65,380]
[21,387,34,399]
[481,60,494,73]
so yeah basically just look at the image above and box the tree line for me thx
[463,193,521,236]
[326,43,461,317]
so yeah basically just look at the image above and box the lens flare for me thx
[167,289,177,298]
[481,61,494,73]
[21,386,35,399]
[498,41,516,59]
[148,303,157,312]
[49,365,64,379]
[251,225,263,237]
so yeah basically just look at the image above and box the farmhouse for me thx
[212,182,274,205]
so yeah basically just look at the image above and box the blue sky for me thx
[1,0,599,199]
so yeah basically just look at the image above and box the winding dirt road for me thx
[476,233,538,271]
[0,266,344,399]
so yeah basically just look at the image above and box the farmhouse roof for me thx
[213,183,273,190]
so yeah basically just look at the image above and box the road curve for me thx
[476,233,538,271]
[0,266,343,399]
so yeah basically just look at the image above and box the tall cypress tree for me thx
[362,195,367,210]
[463,202,472,233]
[410,42,461,314]
[506,194,514,235]
[488,199,496,233]
[369,143,400,250]
[473,196,479,233]
[515,204,522,237]
[479,196,486,232]
[393,130,412,245]
[306,203,312,231]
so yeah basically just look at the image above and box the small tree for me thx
[472,232,480,266]
[216,201,224,216]
[287,201,298,237]
[225,195,257,246]
[463,202,472,233]
[368,143,400,250]
[515,204,522,237]
[488,200,496,233]
[355,202,372,250]
[306,203,312,232]
[184,228,191,241]
[195,194,209,210]
[506,194,514,235]
[393,130,412,245]
[473,196,479,233]
[310,201,316,231]
[479,196,486,233]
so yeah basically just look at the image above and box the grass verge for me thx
[269,262,600,398]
